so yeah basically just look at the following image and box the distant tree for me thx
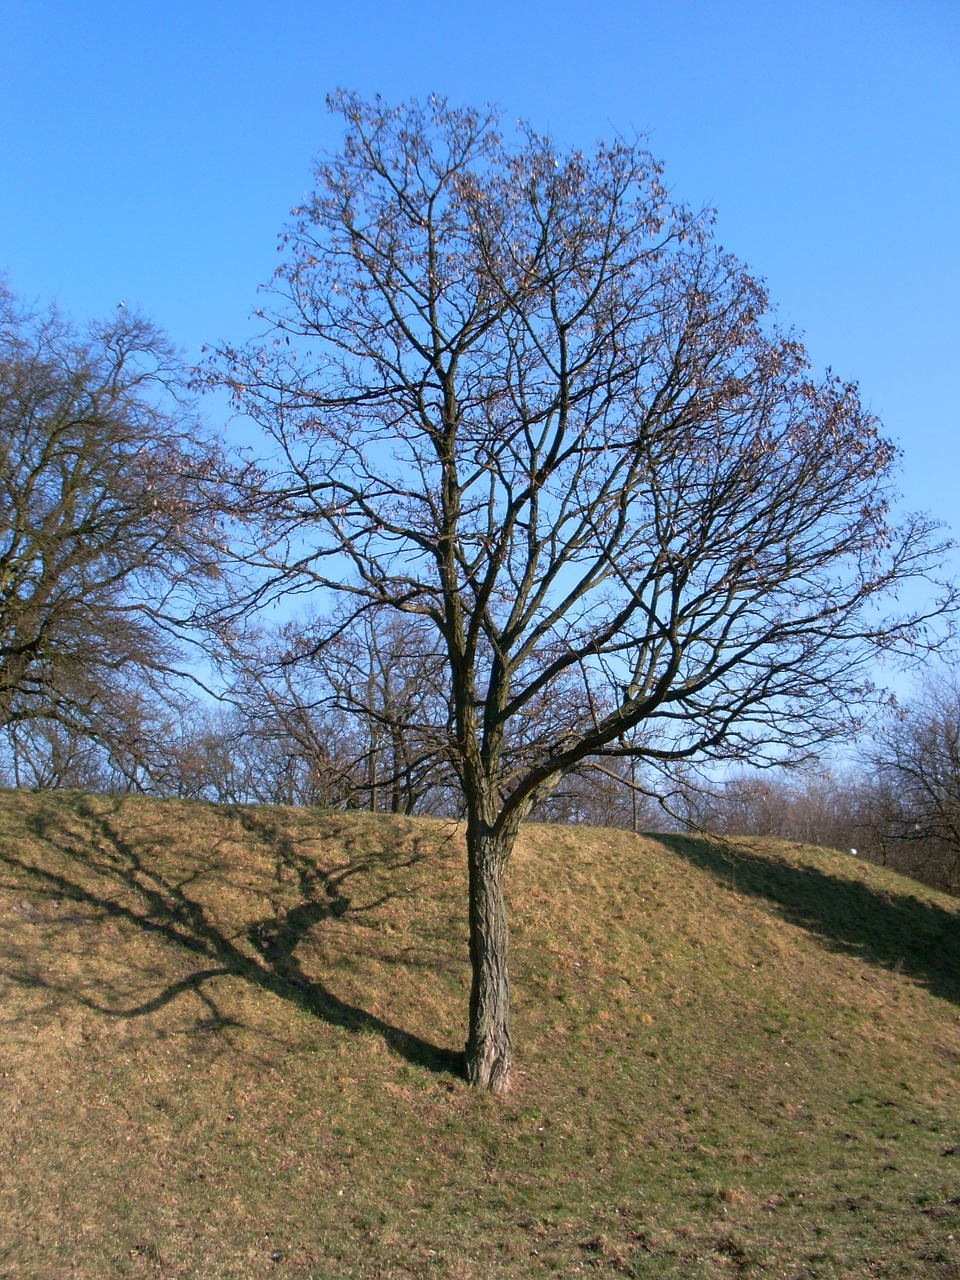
[274,609,457,814]
[204,608,454,811]
[677,764,876,854]
[532,753,663,832]
[217,660,372,808]
[0,716,109,791]
[0,689,181,793]
[871,681,960,893]
[212,94,954,1090]
[0,284,222,773]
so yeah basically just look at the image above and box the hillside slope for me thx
[1,790,958,1279]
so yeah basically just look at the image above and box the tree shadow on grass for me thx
[0,794,465,1078]
[657,833,960,1006]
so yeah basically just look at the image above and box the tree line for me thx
[5,618,956,898]
[2,94,956,1088]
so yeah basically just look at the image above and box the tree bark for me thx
[464,824,513,1093]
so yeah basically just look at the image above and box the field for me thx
[1,789,958,1278]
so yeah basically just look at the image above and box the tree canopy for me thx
[0,284,221,782]
[208,92,954,1090]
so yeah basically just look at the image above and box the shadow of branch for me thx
[2,797,464,1079]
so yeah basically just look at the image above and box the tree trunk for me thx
[464,825,513,1093]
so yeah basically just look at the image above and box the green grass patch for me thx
[1,790,958,1277]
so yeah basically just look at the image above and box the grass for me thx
[0,788,958,1278]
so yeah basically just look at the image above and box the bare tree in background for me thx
[207,607,455,811]
[212,94,954,1090]
[675,765,876,853]
[277,609,456,814]
[871,681,960,893]
[0,690,181,793]
[0,283,222,778]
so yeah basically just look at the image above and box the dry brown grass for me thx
[1,789,958,1278]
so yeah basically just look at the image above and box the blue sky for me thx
[2,0,958,567]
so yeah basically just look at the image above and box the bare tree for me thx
[225,656,375,808]
[870,681,960,893]
[277,609,456,814]
[212,94,954,1090]
[205,608,455,811]
[676,764,879,853]
[0,688,187,793]
[532,762,656,830]
[0,283,222,772]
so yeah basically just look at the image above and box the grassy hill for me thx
[0,789,958,1279]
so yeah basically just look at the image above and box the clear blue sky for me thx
[2,0,958,568]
